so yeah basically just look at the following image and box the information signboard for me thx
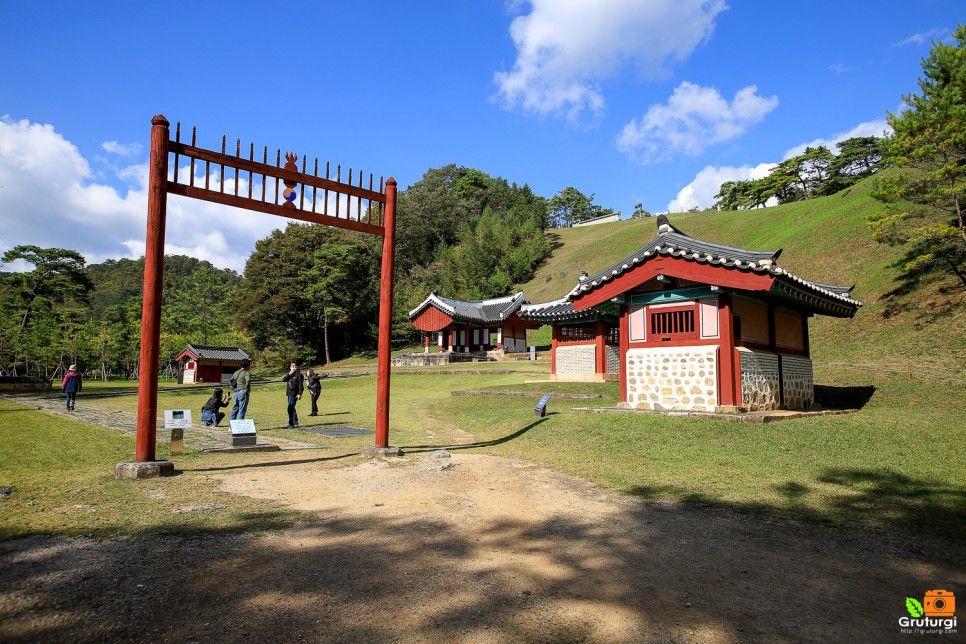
[229,419,257,435]
[163,409,192,429]
[534,395,551,417]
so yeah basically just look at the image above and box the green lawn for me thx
[2,366,963,540]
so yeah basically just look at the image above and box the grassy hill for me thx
[518,175,966,368]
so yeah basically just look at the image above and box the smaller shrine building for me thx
[408,291,539,353]
[174,344,250,385]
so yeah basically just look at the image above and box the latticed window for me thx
[606,326,620,344]
[650,308,696,338]
[559,325,595,342]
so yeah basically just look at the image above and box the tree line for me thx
[0,247,244,379]
[712,136,885,211]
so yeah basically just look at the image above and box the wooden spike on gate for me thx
[219,136,226,193]
[261,146,268,201]
[248,143,254,199]
[190,127,197,188]
[173,122,181,184]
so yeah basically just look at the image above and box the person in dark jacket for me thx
[305,369,323,416]
[282,361,304,428]
[201,388,230,427]
[61,364,82,411]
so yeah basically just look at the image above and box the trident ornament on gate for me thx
[282,151,298,205]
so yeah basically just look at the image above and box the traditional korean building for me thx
[174,344,250,385]
[518,215,861,411]
[408,291,540,353]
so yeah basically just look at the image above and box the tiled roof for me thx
[408,291,528,324]
[568,215,862,312]
[182,344,250,361]
[518,297,582,321]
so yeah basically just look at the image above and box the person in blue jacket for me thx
[61,364,83,411]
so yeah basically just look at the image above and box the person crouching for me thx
[201,388,230,427]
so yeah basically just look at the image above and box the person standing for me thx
[305,369,323,416]
[229,359,252,421]
[282,361,304,428]
[201,388,230,427]
[61,364,83,411]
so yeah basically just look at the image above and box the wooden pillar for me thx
[619,305,629,403]
[374,178,397,449]
[769,304,784,405]
[594,320,606,377]
[135,115,169,462]
[802,314,811,358]
[551,326,559,375]
[717,295,737,406]
[424,332,430,353]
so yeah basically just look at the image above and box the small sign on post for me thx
[170,428,184,454]
[229,419,257,447]
[534,394,551,417]
[164,410,191,454]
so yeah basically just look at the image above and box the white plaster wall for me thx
[606,345,620,375]
[625,346,718,411]
[738,348,780,411]
[557,344,596,374]
[780,353,814,410]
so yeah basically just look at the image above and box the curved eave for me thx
[770,276,862,318]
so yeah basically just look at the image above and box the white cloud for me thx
[782,118,890,160]
[0,117,281,273]
[493,0,728,122]
[101,140,142,156]
[893,28,948,47]
[666,162,775,212]
[616,82,778,162]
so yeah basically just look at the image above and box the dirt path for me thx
[2,448,963,642]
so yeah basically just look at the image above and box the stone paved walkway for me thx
[0,394,320,451]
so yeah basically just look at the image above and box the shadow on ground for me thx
[814,384,876,409]
[627,466,966,538]
[1,481,963,643]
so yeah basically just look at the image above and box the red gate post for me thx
[365,178,400,457]
[116,115,175,479]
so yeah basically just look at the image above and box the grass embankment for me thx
[3,367,963,540]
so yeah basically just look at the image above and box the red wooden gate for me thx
[136,115,397,462]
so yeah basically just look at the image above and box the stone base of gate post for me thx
[362,446,402,458]
[114,460,175,479]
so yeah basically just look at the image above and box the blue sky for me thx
[1,1,962,273]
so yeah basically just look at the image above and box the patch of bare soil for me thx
[2,451,963,642]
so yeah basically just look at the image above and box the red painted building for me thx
[408,291,540,353]
[518,216,861,411]
[174,345,250,385]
